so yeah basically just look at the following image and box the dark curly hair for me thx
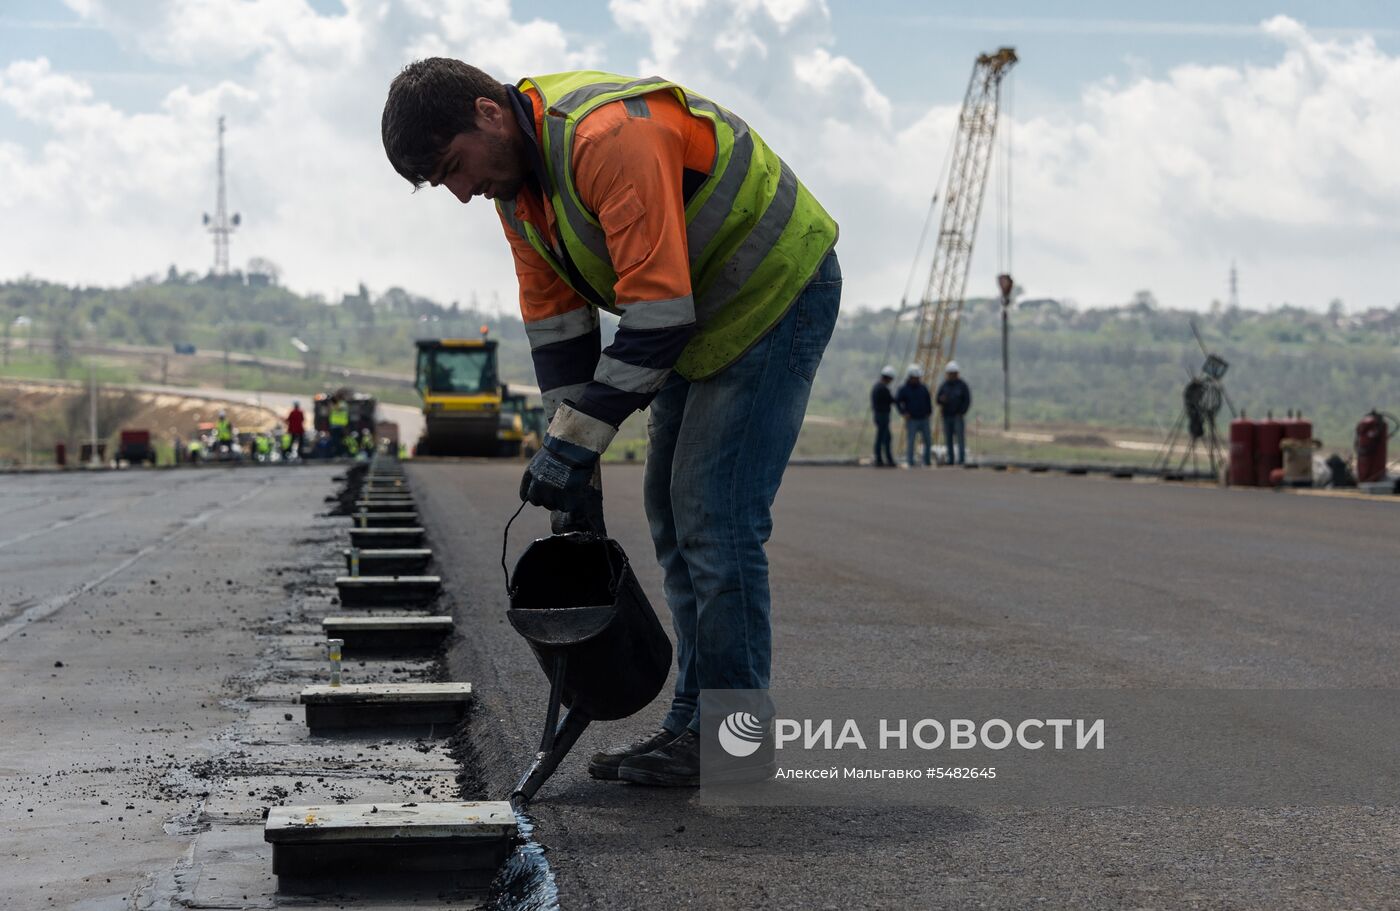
[382,58,509,188]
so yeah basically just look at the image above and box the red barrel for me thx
[1356,410,1389,483]
[1228,417,1256,486]
[1285,413,1312,442]
[1254,415,1284,487]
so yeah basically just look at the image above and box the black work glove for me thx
[519,403,617,515]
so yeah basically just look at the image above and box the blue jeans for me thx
[645,252,841,733]
[906,417,932,466]
[873,413,893,465]
[943,414,966,465]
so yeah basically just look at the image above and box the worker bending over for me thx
[383,60,840,786]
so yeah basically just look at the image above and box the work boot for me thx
[617,729,701,787]
[620,728,780,788]
[618,729,778,787]
[587,726,680,781]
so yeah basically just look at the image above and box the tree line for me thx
[3,272,1397,448]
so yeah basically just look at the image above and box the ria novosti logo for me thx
[717,712,765,757]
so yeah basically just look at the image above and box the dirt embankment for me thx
[0,378,279,466]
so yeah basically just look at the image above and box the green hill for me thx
[812,296,1400,451]
[3,271,1396,458]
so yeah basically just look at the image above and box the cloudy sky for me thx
[2,0,1397,314]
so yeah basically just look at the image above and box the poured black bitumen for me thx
[349,527,425,549]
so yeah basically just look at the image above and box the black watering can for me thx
[504,531,672,805]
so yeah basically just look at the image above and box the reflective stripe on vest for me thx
[523,305,597,348]
[500,71,838,380]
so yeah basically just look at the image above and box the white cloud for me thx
[608,4,1400,309]
[1007,16,1400,306]
[610,0,890,130]
[607,0,908,301]
[0,55,256,223]
[400,0,600,76]
[62,0,366,66]
[0,56,93,118]
[4,0,592,305]
[2,6,1399,316]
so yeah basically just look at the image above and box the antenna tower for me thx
[203,116,241,276]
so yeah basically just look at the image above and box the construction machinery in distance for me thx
[313,389,378,436]
[413,335,506,456]
[499,388,545,458]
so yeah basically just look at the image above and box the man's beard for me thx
[486,132,527,201]
[492,175,527,201]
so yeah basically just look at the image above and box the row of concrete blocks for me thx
[339,474,436,606]
[265,458,516,894]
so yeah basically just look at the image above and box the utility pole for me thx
[998,273,1014,431]
[88,365,99,466]
[203,116,240,277]
[1228,260,1239,310]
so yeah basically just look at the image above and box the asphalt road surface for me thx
[0,464,466,909]
[4,461,1398,909]
[413,461,1400,910]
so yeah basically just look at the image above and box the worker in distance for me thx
[382,60,840,786]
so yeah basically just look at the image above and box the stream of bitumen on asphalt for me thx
[4,458,1400,908]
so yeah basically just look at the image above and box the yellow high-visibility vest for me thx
[499,71,838,380]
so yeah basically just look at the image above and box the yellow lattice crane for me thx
[913,47,1017,384]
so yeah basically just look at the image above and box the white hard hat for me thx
[907,364,923,378]
[880,365,896,378]
[945,361,960,373]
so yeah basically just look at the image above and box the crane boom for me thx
[913,47,1016,380]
